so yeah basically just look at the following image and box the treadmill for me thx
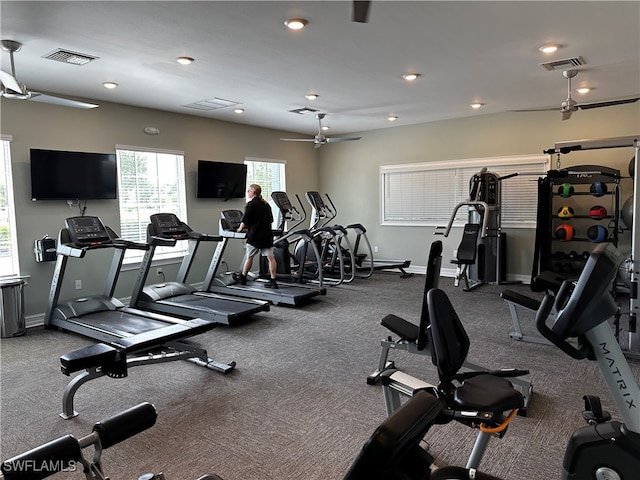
[202,209,326,306]
[45,216,235,418]
[129,213,270,325]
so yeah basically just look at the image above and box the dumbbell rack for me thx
[547,164,620,276]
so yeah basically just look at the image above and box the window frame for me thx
[0,135,20,277]
[244,157,286,227]
[380,154,551,228]
[116,145,188,265]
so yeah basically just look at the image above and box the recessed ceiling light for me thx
[284,18,308,30]
[387,115,398,122]
[402,73,421,81]
[305,93,319,100]
[321,125,329,131]
[576,87,591,94]
[102,82,118,89]
[538,44,560,54]
[176,56,194,65]
[234,108,245,114]
[470,103,484,109]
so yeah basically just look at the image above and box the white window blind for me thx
[245,158,286,227]
[116,146,188,263]
[0,136,19,276]
[381,154,550,227]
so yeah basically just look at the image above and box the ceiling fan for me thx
[352,1,371,23]
[281,113,362,149]
[513,69,640,120]
[0,39,98,109]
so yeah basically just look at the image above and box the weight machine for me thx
[436,168,517,291]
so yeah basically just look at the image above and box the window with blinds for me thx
[116,146,188,263]
[0,136,19,276]
[381,154,550,227]
[245,158,286,227]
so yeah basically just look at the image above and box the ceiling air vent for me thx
[183,98,240,111]
[43,49,98,65]
[539,56,586,71]
[289,107,319,115]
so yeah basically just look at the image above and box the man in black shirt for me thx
[237,184,278,288]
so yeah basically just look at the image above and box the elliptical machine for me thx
[536,242,639,479]
[267,191,325,286]
[297,191,356,285]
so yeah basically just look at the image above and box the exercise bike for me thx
[535,242,639,479]
[378,242,638,479]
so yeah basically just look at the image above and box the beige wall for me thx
[2,98,320,317]
[317,103,639,280]
[2,97,638,318]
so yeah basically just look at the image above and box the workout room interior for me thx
[1,2,639,480]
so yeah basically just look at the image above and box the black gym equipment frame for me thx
[202,209,326,307]
[45,216,236,419]
[546,134,640,360]
[306,191,413,279]
[129,213,270,325]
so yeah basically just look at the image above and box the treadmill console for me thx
[221,210,243,231]
[219,210,245,238]
[150,213,189,237]
[65,216,111,245]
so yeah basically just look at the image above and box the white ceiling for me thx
[1,1,639,136]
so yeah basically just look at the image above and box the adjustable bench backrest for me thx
[455,224,480,264]
[417,240,443,350]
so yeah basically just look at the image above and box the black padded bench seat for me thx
[500,290,542,311]
[60,318,214,375]
[380,314,420,344]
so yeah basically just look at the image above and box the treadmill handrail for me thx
[147,235,178,247]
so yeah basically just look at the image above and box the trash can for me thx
[0,278,26,338]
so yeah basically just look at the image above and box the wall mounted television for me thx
[30,148,118,201]
[196,160,247,200]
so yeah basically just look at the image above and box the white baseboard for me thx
[26,313,44,329]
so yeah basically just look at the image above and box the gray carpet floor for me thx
[1,272,638,479]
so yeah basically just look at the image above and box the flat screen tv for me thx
[30,148,118,201]
[196,160,247,200]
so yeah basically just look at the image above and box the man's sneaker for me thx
[265,279,279,289]
[232,272,247,285]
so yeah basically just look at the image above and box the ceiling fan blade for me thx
[578,97,640,110]
[509,107,559,113]
[29,92,99,109]
[325,137,362,143]
[352,1,371,23]
[281,138,316,142]
[0,69,23,94]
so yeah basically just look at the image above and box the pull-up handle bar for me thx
[435,201,491,238]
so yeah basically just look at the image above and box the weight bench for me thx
[58,318,236,419]
[451,223,481,291]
